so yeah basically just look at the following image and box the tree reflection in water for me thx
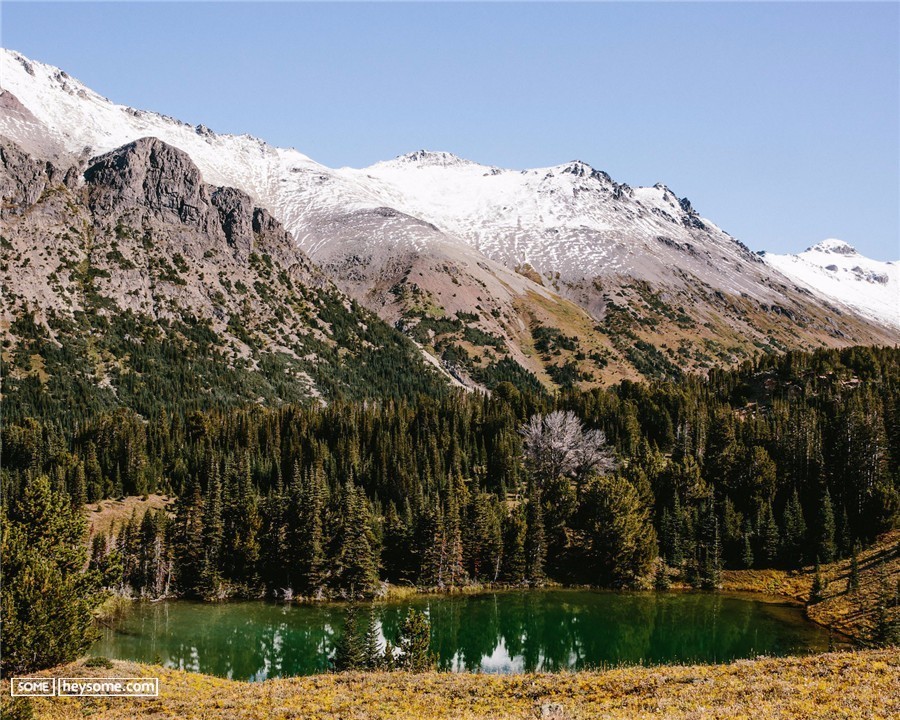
[92,590,831,681]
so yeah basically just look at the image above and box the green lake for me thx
[91,590,834,681]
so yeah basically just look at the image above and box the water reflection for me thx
[92,591,831,681]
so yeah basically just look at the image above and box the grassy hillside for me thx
[721,531,900,642]
[4,650,896,720]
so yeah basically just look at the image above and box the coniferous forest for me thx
[2,344,899,674]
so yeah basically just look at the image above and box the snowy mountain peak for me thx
[763,241,899,329]
[807,238,858,255]
[384,149,476,168]
[554,160,611,183]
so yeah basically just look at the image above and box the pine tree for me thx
[333,605,365,671]
[524,481,546,584]
[575,475,657,587]
[362,609,382,669]
[872,565,900,647]
[815,487,837,564]
[1,476,103,675]
[331,482,379,598]
[698,505,721,590]
[199,458,224,599]
[780,488,807,566]
[396,609,434,671]
[500,507,526,584]
[758,502,780,567]
[654,558,671,590]
[741,529,755,570]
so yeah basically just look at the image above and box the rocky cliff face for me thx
[0,136,441,417]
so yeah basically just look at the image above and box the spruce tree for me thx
[1,476,103,675]
[524,481,546,584]
[333,605,365,671]
[758,502,780,567]
[815,487,837,564]
[362,609,382,669]
[780,488,807,566]
[501,507,526,584]
[654,559,671,590]
[741,522,755,570]
[396,609,434,671]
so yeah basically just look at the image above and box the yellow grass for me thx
[3,651,897,720]
[85,494,174,539]
[722,531,900,642]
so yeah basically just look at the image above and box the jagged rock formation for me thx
[0,136,441,419]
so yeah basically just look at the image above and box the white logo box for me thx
[11,678,56,696]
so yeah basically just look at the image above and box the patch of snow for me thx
[763,240,899,329]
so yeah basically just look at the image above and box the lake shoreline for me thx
[7,650,898,720]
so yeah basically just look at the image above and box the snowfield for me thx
[762,240,899,330]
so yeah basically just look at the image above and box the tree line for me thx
[2,345,898,674]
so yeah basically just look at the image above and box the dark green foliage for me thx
[573,475,657,587]
[362,609,382,670]
[524,483,546,584]
[1,344,898,611]
[395,609,434,671]
[814,487,837,564]
[654,560,671,590]
[781,488,807,566]
[333,605,366,671]
[0,476,102,675]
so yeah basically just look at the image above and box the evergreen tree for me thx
[654,559,671,590]
[331,481,379,598]
[698,504,721,590]
[575,475,657,587]
[1,476,103,675]
[780,488,807,566]
[333,605,366,671]
[396,609,434,671]
[362,609,382,669]
[757,502,780,567]
[199,458,224,598]
[815,487,837,564]
[872,564,900,647]
[741,527,755,570]
[500,507,526,583]
[523,481,546,584]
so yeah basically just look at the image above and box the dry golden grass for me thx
[85,494,174,539]
[3,650,897,720]
[721,531,900,642]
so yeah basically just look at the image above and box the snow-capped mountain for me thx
[1,48,895,389]
[762,240,899,329]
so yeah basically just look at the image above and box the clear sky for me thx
[1,2,898,259]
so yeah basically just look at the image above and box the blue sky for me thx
[2,2,898,259]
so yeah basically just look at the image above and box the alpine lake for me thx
[88,589,840,681]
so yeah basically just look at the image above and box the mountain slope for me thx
[1,48,895,392]
[762,240,899,330]
[0,135,443,422]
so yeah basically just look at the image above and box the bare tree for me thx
[519,410,616,487]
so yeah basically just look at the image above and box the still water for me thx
[92,590,832,681]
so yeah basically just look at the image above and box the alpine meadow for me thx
[1,5,899,719]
